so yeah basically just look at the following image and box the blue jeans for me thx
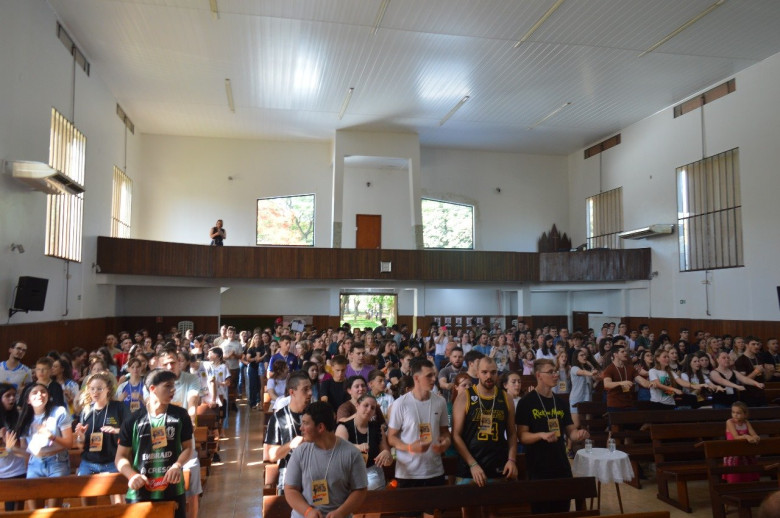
[27,452,70,478]
[77,459,118,475]
[247,365,261,407]
[238,364,248,396]
[434,354,445,371]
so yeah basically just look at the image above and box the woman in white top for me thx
[648,350,699,409]
[569,348,598,429]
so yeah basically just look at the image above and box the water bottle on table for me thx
[584,438,592,453]
[607,437,616,453]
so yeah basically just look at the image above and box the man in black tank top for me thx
[452,357,517,488]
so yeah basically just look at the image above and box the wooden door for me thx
[573,311,601,333]
[356,214,381,249]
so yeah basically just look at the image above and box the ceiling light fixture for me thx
[639,0,726,57]
[372,0,391,35]
[338,87,355,120]
[225,78,235,113]
[529,101,571,129]
[209,0,220,20]
[439,95,470,126]
[513,0,566,48]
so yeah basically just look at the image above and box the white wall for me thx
[568,51,780,321]
[117,287,221,316]
[135,135,332,247]
[421,147,569,252]
[341,165,414,249]
[0,0,138,323]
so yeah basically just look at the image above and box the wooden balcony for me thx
[96,237,650,283]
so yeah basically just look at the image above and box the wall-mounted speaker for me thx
[13,276,48,311]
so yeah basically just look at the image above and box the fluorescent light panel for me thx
[372,0,390,35]
[639,0,726,57]
[439,96,470,126]
[514,0,566,48]
[224,78,234,113]
[338,87,355,120]
[209,0,219,20]
[529,101,571,129]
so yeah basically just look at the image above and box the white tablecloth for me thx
[572,448,634,484]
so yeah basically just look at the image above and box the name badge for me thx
[0,446,8,458]
[419,423,432,443]
[547,418,561,438]
[557,380,567,392]
[151,426,168,449]
[130,400,141,412]
[312,478,330,506]
[725,387,734,395]
[89,432,104,452]
[622,383,631,392]
[361,451,368,465]
[479,414,493,434]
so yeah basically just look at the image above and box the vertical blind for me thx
[677,148,742,271]
[111,166,132,238]
[45,108,85,262]
[586,187,623,249]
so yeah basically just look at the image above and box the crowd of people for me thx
[1,319,779,517]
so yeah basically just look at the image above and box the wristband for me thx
[305,506,313,517]
[468,461,478,468]
[407,444,413,453]
[171,462,182,470]
[507,458,516,463]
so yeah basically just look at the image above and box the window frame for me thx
[585,187,623,250]
[111,165,132,238]
[255,193,316,247]
[421,197,475,250]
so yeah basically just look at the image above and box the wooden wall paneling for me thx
[621,317,780,341]
[0,317,119,364]
[540,249,651,282]
[117,316,219,338]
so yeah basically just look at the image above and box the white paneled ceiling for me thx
[48,0,780,155]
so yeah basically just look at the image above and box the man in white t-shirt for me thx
[387,358,451,502]
[219,326,242,407]
[0,341,32,390]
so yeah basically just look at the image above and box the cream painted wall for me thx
[135,135,332,247]
[341,166,414,249]
[117,287,221,317]
[569,51,780,321]
[0,0,136,323]
[421,147,569,252]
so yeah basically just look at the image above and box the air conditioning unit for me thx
[618,224,675,240]
[6,160,85,195]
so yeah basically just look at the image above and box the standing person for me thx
[74,373,127,505]
[345,343,372,381]
[0,341,32,390]
[710,351,764,409]
[438,347,467,401]
[209,219,226,246]
[602,345,650,412]
[336,375,386,426]
[386,358,451,502]
[284,401,367,518]
[25,357,66,409]
[733,337,768,407]
[335,394,393,490]
[516,359,589,514]
[0,383,26,511]
[723,401,760,483]
[52,357,80,418]
[320,355,348,413]
[367,369,393,419]
[245,333,263,409]
[268,335,300,376]
[116,357,149,413]
[218,327,242,409]
[4,383,73,509]
[263,372,313,495]
[204,347,231,430]
[501,371,523,411]
[452,357,517,492]
[569,348,598,431]
[116,370,193,518]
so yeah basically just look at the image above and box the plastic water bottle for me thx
[607,438,616,453]
[584,439,593,453]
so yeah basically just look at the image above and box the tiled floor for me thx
[199,402,717,518]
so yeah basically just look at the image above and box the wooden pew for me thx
[608,406,780,488]
[703,437,780,518]
[263,477,599,518]
[0,472,190,506]
[651,419,780,513]
[574,400,608,448]
[0,502,177,518]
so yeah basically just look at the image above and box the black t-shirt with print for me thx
[80,400,128,464]
[515,391,573,480]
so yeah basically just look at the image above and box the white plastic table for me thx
[572,447,634,513]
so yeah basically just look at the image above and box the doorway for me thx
[356,214,381,249]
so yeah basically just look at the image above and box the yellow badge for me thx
[419,423,432,443]
[311,479,329,506]
[0,446,8,458]
[151,426,168,449]
[557,380,567,392]
[130,400,141,412]
[479,414,493,434]
[89,432,104,452]
[547,418,561,438]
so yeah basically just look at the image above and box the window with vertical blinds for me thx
[111,166,132,238]
[45,108,85,262]
[677,148,743,272]
[586,187,623,249]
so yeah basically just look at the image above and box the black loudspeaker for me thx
[777,286,780,312]
[13,276,48,311]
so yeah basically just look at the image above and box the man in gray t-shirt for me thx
[285,402,367,518]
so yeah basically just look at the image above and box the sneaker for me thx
[212,453,221,463]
